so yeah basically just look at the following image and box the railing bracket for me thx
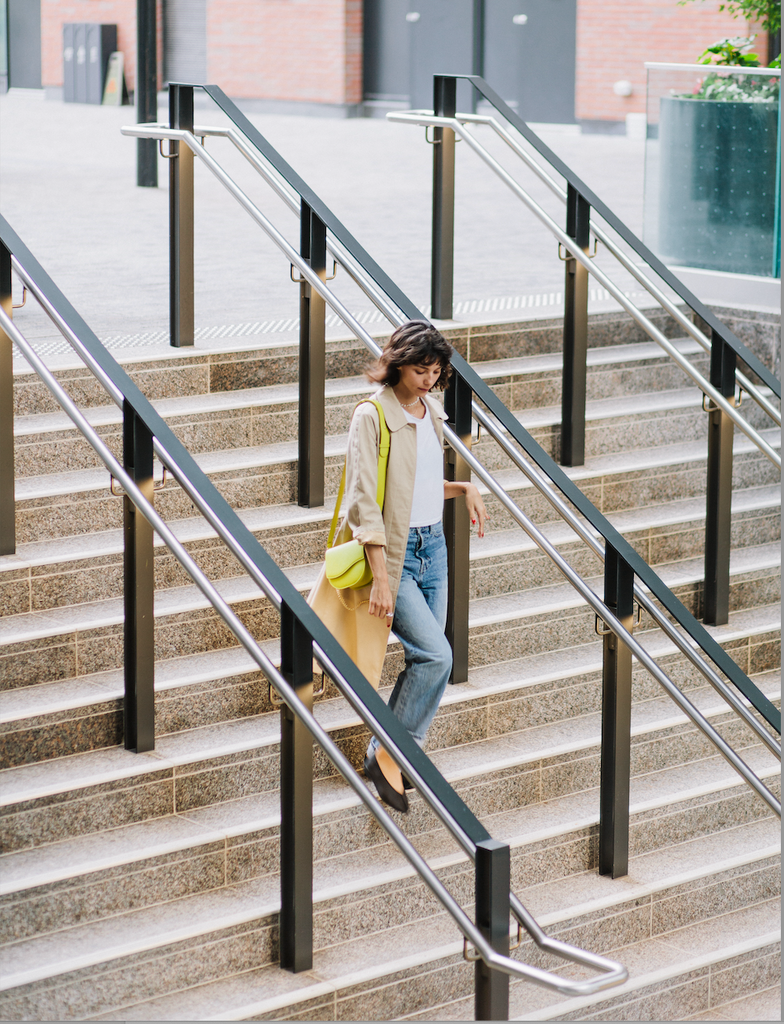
[463,937,481,962]
[159,139,178,160]
[12,285,26,309]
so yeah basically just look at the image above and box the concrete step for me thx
[11,404,778,546]
[0,522,777,692]
[3,466,777,618]
[1,632,777,857]
[11,339,722,480]
[11,309,690,418]
[0,782,777,1019]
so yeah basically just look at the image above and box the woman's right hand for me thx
[365,544,394,621]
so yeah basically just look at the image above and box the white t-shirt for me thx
[404,405,445,527]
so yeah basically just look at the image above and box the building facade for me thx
[3,0,770,126]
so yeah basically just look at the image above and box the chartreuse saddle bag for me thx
[325,399,390,590]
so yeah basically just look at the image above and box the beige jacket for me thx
[308,385,448,688]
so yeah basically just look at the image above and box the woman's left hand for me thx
[464,483,489,538]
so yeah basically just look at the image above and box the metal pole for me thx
[704,330,735,626]
[279,601,314,972]
[0,241,14,555]
[298,202,326,508]
[136,0,158,188]
[599,544,634,878]
[444,372,472,684]
[169,84,194,347]
[123,400,155,752]
[475,838,510,1021]
[560,184,590,467]
[431,75,457,320]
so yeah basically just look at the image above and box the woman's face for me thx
[397,361,442,398]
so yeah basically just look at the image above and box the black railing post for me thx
[123,401,155,752]
[561,184,591,467]
[279,602,314,972]
[0,241,14,556]
[298,202,326,508]
[431,75,457,321]
[599,544,634,878]
[444,372,472,684]
[136,0,158,188]
[169,84,194,347]
[704,330,736,626]
[475,838,510,1021]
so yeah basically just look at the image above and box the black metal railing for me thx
[390,74,781,634]
[1,216,633,1019]
[118,84,779,870]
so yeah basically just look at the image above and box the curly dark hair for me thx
[366,321,453,391]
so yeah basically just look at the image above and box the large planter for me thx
[658,95,779,275]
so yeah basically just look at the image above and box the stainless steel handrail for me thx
[442,421,781,817]
[439,110,781,428]
[386,110,783,456]
[2,303,628,996]
[120,122,781,777]
[469,401,781,758]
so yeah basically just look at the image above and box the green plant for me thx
[698,35,762,65]
[678,0,780,37]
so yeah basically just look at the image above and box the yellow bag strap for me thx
[327,399,390,549]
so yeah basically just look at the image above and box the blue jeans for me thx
[369,524,452,754]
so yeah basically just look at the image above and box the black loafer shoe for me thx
[364,753,409,813]
[402,774,414,791]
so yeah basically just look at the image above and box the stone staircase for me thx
[0,309,780,1021]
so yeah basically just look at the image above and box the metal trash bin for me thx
[63,23,117,103]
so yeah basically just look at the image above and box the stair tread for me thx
[2,481,778,577]
[82,899,781,1021]
[521,386,704,431]
[1,666,778,858]
[0,803,777,994]
[1,586,778,732]
[1,537,778,648]
[14,374,374,438]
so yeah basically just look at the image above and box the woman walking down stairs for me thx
[0,307,779,1021]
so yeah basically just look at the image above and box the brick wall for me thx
[576,0,768,121]
[207,0,362,105]
[41,0,163,91]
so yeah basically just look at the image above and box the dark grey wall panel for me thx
[164,0,207,85]
[8,0,41,89]
[483,0,576,123]
[364,0,410,101]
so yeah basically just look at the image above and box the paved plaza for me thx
[3,87,654,361]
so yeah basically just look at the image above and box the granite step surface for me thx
[0,667,778,947]
[0,534,778,695]
[83,903,781,1022]
[11,414,779,547]
[2,480,778,620]
[0,801,777,1020]
[0,571,777,768]
[1,649,777,856]
[11,338,721,480]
